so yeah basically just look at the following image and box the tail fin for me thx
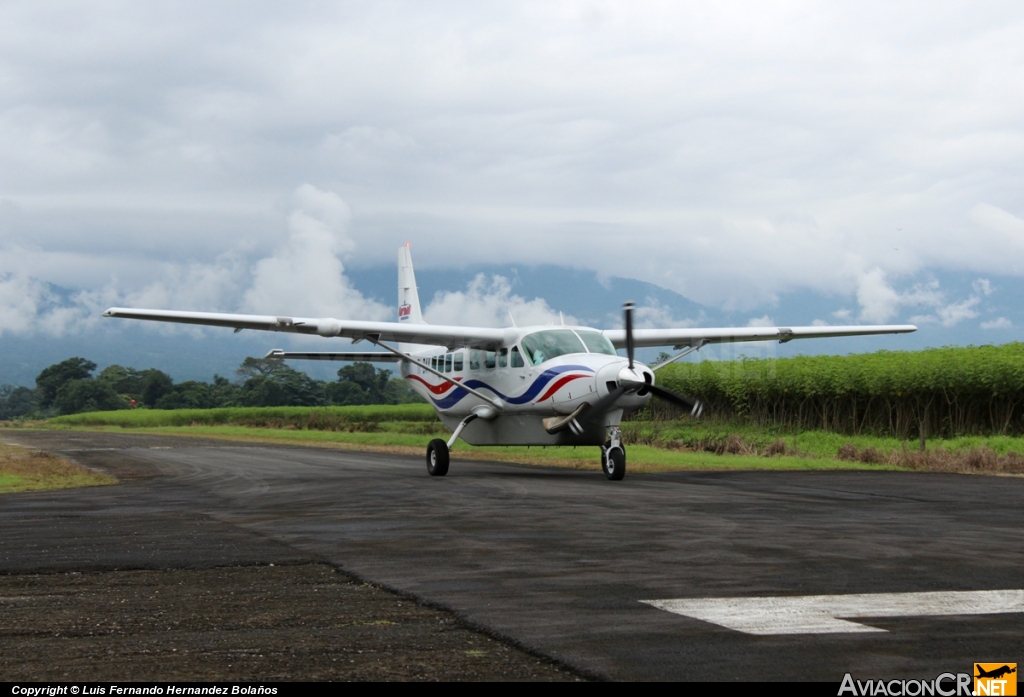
[397,244,425,325]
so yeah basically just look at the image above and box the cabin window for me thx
[454,352,464,371]
[431,356,438,371]
[521,329,588,365]
[469,350,481,371]
[510,346,525,368]
[445,354,453,373]
[484,350,496,369]
[498,348,508,368]
[575,330,617,356]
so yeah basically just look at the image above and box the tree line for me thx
[0,356,423,419]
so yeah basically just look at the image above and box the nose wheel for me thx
[426,438,450,476]
[601,426,626,480]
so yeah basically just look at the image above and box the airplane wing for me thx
[602,324,917,349]
[264,350,402,362]
[102,308,508,349]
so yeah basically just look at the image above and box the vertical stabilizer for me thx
[398,244,425,325]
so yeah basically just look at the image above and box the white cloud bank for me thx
[1,3,1023,334]
[0,185,389,336]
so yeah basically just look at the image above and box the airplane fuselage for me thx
[400,325,653,446]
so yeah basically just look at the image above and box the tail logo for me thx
[398,303,411,321]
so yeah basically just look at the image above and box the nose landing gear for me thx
[601,426,626,481]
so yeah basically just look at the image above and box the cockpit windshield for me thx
[575,330,617,356]
[521,330,587,366]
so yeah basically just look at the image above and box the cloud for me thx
[856,270,950,324]
[934,296,980,327]
[746,315,775,327]
[972,278,994,296]
[631,299,699,330]
[600,298,701,331]
[0,185,388,336]
[855,269,999,327]
[424,274,572,327]
[242,185,388,320]
[981,317,1011,329]
[0,273,89,337]
[2,3,1024,330]
[856,269,905,323]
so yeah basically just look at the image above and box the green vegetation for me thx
[656,342,1024,439]
[14,343,1024,475]
[0,355,424,420]
[0,441,117,493]
[51,404,438,428]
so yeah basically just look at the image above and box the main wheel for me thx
[426,439,450,476]
[603,446,625,481]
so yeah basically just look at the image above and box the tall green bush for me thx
[657,343,1024,438]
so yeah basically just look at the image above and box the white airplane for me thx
[104,245,916,480]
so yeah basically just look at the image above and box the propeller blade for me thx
[624,301,635,369]
[649,384,704,418]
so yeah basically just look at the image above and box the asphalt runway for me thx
[3,430,1023,681]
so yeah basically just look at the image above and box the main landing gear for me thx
[601,426,626,481]
[426,413,479,477]
[426,439,449,476]
[427,419,627,481]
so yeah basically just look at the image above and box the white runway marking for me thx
[642,590,1024,635]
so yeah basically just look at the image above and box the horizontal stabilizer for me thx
[264,350,402,362]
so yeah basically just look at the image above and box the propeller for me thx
[624,300,635,369]
[581,301,705,428]
[649,384,704,418]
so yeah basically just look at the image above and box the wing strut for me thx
[650,340,706,371]
[368,336,504,412]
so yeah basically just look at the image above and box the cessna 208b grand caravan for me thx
[104,245,916,480]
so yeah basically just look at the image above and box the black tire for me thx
[426,439,450,476]
[603,446,625,481]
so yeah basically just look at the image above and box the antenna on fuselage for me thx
[508,310,517,327]
[560,311,565,326]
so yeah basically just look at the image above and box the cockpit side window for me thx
[510,346,524,368]
[521,329,588,365]
[498,348,508,368]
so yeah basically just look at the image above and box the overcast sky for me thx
[1,1,1023,336]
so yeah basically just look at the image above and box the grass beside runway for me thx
[31,406,1024,474]
[27,423,902,473]
[0,441,117,493]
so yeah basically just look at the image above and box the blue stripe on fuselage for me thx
[425,364,594,410]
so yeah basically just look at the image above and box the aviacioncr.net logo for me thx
[839,673,973,696]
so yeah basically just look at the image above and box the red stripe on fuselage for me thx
[407,374,462,395]
[537,374,587,402]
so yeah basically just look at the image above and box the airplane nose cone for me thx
[617,365,645,388]
[617,365,653,394]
